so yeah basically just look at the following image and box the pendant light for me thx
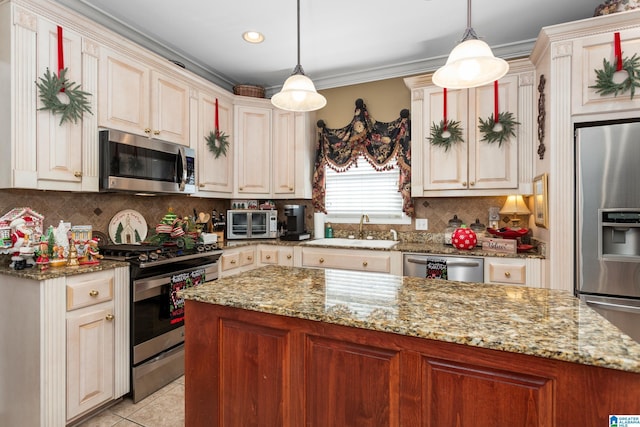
[271,0,326,112]
[432,0,509,89]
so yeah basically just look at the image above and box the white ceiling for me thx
[55,0,604,94]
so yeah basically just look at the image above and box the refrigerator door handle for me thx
[585,300,640,314]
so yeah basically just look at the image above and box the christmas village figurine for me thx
[82,238,103,264]
[9,218,35,270]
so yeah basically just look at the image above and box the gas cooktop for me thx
[100,243,222,268]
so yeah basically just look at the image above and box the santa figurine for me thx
[10,218,31,269]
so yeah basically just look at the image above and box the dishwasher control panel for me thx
[403,253,484,283]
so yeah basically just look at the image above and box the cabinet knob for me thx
[319,258,325,263]
[289,187,293,191]
[153,130,160,136]
[89,289,99,297]
[287,254,292,259]
[144,128,151,134]
[230,259,237,264]
[199,183,205,187]
[106,314,114,321]
[266,255,271,260]
[247,256,253,261]
[74,171,82,178]
[239,187,244,190]
[469,181,475,186]
[461,182,467,187]
[505,272,511,278]
[362,261,368,267]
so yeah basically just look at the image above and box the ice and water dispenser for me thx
[599,209,640,260]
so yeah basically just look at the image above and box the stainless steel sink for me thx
[302,238,398,249]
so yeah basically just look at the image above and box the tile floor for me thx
[75,376,185,427]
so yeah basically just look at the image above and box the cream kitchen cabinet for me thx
[233,97,315,199]
[99,47,191,146]
[0,3,100,191]
[219,245,258,277]
[405,60,536,197]
[0,265,129,427]
[257,244,296,267]
[484,257,546,288]
[572,26,640,116]
[196,89,234,196]
[300,246,403,275]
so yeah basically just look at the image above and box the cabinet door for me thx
[573,27,640,115]
[422,86,469,191]
[98,48,150,136]
[235,105,271,195]
[197,91,234,195]
[36,18,83,185]
[470,75,519,190]
[150,70,190,145]
[67,306,114,419]
[272,109,296,196]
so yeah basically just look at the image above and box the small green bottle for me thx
[325,223,333,238]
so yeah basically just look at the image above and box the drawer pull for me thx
[319,258,325,263]
[74,171,82,178]
[287,254,292,259]
[230,259,237,264]
[105,314,114,321]
[89,289,99,297]
[504,272,511,278]
[266,255,271,260]
[144,128,151,134]
[362,261,368,267]
[247,256,253,261]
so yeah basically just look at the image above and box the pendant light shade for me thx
[432,0,509,89]
[271,0,326,112]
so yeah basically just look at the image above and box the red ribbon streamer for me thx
[614,32,622,72]
[57,26,65,92]
[215,98,220,136]
[494,80,499,119]
[443,88,448,131]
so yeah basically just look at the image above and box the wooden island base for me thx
[185,300,640,426]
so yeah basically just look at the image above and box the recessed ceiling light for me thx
[242,31,265,44]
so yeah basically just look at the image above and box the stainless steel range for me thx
[101,244,222,402]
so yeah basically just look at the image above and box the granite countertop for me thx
[0,259,130,280]
[180,265,640,373]
[221,238,544,259]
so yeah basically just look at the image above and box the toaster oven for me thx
[227,210,278,239]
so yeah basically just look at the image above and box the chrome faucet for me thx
[358,214,370,239]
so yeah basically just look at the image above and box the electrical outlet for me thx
[415,218,428,230]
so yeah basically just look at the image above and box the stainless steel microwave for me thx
[227,210,278,239]
[99,129,196,194]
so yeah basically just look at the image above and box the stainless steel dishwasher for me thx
[403,253,484,282]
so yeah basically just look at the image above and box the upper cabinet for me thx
[98,47,191,146]
[0,3,100,191]
[233,97,315,199]
[196,89,234,196]
[405,60,536,197]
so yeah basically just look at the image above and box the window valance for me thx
[312,99,413,217]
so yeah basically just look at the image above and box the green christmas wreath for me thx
[36,67,92,125]
[205,130,230,158]
[478,112,519,147]
[590,54,640,99]
[428,120,464,152]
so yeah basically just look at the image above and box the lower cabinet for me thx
[484,256,545,287]
[66,272,116,419]
[300,247,403,275]
[185,302,640,426]
[0,266,129,427]
[219,245,257,277]
[257,245,295,267]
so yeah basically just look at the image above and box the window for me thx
[324,155,410,224]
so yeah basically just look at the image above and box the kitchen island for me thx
[179,265,640,426]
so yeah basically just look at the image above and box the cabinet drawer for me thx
[221,248,256,271]
[260,247,279,265]
[301,248,391,273]
[487,261,526,285]
[66,272,114,311]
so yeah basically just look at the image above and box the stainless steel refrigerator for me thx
[575,120,640,343]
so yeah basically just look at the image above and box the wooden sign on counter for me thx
[482,238,517,254]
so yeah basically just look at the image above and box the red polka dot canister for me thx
[451,226,477,250]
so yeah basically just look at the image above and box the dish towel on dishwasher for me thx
[426,257,448,280]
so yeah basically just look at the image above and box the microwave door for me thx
[177,147,187,191]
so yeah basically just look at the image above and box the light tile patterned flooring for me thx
[76,376,184,427]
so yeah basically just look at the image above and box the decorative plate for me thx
[108,210,147,244]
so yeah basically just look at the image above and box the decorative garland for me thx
[590,54,640,99]
[428,119,464,152]
[36,67,92,125]
[205,130,230,158]
[478,112,519,147]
